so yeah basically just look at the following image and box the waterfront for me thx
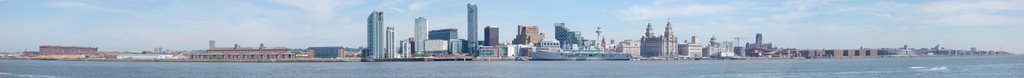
[1,55,1021,78]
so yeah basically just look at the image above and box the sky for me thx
[0,0,1022,53]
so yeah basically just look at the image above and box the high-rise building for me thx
[428,28,458,40]
[386,27,395,58]
[365,11,385,59]
[640,20,679,58]
[554,22,583,49]
[414,17,428,56]
[484,26,499,46]
[512,25,545,45]
[467,3,479,56]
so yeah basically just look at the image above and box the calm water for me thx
[2,55,1023,78]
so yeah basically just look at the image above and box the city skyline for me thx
[1,0,1022,53]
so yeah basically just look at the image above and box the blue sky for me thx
[0,0,1022,53]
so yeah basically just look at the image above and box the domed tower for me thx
[664,19,674,38]
[644,20,655,37]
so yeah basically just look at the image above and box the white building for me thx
[423,40,449,55]
[615,40,642,57]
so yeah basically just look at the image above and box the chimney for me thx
[208,40,216,49]
[234,43,239,49]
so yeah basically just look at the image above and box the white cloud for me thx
[920,0,1024,13]
[770,11,817,21]
[47,1,144,16]
[783,0,836,11]
[620,2,748,20]
[272,0,362,21]
[937,14,1024,25]
[407,2,431,13]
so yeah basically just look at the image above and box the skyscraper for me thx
[415,17,428,56]
[467,3,479,56]
[484,26,499,46]
[365,11,384,59]
[386,27,395,58]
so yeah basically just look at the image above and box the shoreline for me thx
[1,54,1015,62]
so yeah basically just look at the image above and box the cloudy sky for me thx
[0,0,1022,53]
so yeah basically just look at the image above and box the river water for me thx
[2,55,1022,78]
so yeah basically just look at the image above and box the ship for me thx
[530,50,631,61]
[528,40,631,61]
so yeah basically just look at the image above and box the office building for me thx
[512,25,545,45]
[554,22,583,49]
[467,3,479,56]
[415,17,428,56]
[484,26,499,46]
[386,27,395,58]
[450,39,464,55]
[365,11,385,59]
[428,28,458,40]
[615,40,642,57]
[423,40,449,55]
[640,20,679,58]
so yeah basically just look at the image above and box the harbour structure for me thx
[640,20,679,58]
[191,41,293,59]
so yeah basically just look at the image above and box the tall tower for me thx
[484,26,499,46]
[755,33,763,45]
[467,3,479,56]
[414,17,428,55]
[596,27,605,50]
[366,11,385,59]
[386,27,395,58]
